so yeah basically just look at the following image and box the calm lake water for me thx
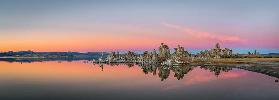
[0,61,278,100]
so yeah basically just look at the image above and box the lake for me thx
[0,61,278,100]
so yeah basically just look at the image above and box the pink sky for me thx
[1,0,278,52]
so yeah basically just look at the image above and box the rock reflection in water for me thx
[96,62,236,81]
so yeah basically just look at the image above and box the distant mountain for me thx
[268,53,279,55]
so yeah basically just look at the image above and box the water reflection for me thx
[1,59,279,81]
[95,62,279,81]
[200,66,232,76]
[1,61,279,100]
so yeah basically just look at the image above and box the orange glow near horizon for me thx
[1,24,278,52]
[0,32,166,52]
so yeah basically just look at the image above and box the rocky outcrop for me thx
[103,43,234,65]
[198,43,233,59]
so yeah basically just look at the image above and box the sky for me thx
[0,0,278,53]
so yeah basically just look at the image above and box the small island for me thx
[95,43,279,65]
[93,43,279,79]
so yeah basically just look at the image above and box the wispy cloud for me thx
[162,22,245,43]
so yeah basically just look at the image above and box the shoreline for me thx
[1,57,279,63]
[204,58,279,64]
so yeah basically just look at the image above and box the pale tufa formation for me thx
[103,43,233,64]
[198,43,233,58]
